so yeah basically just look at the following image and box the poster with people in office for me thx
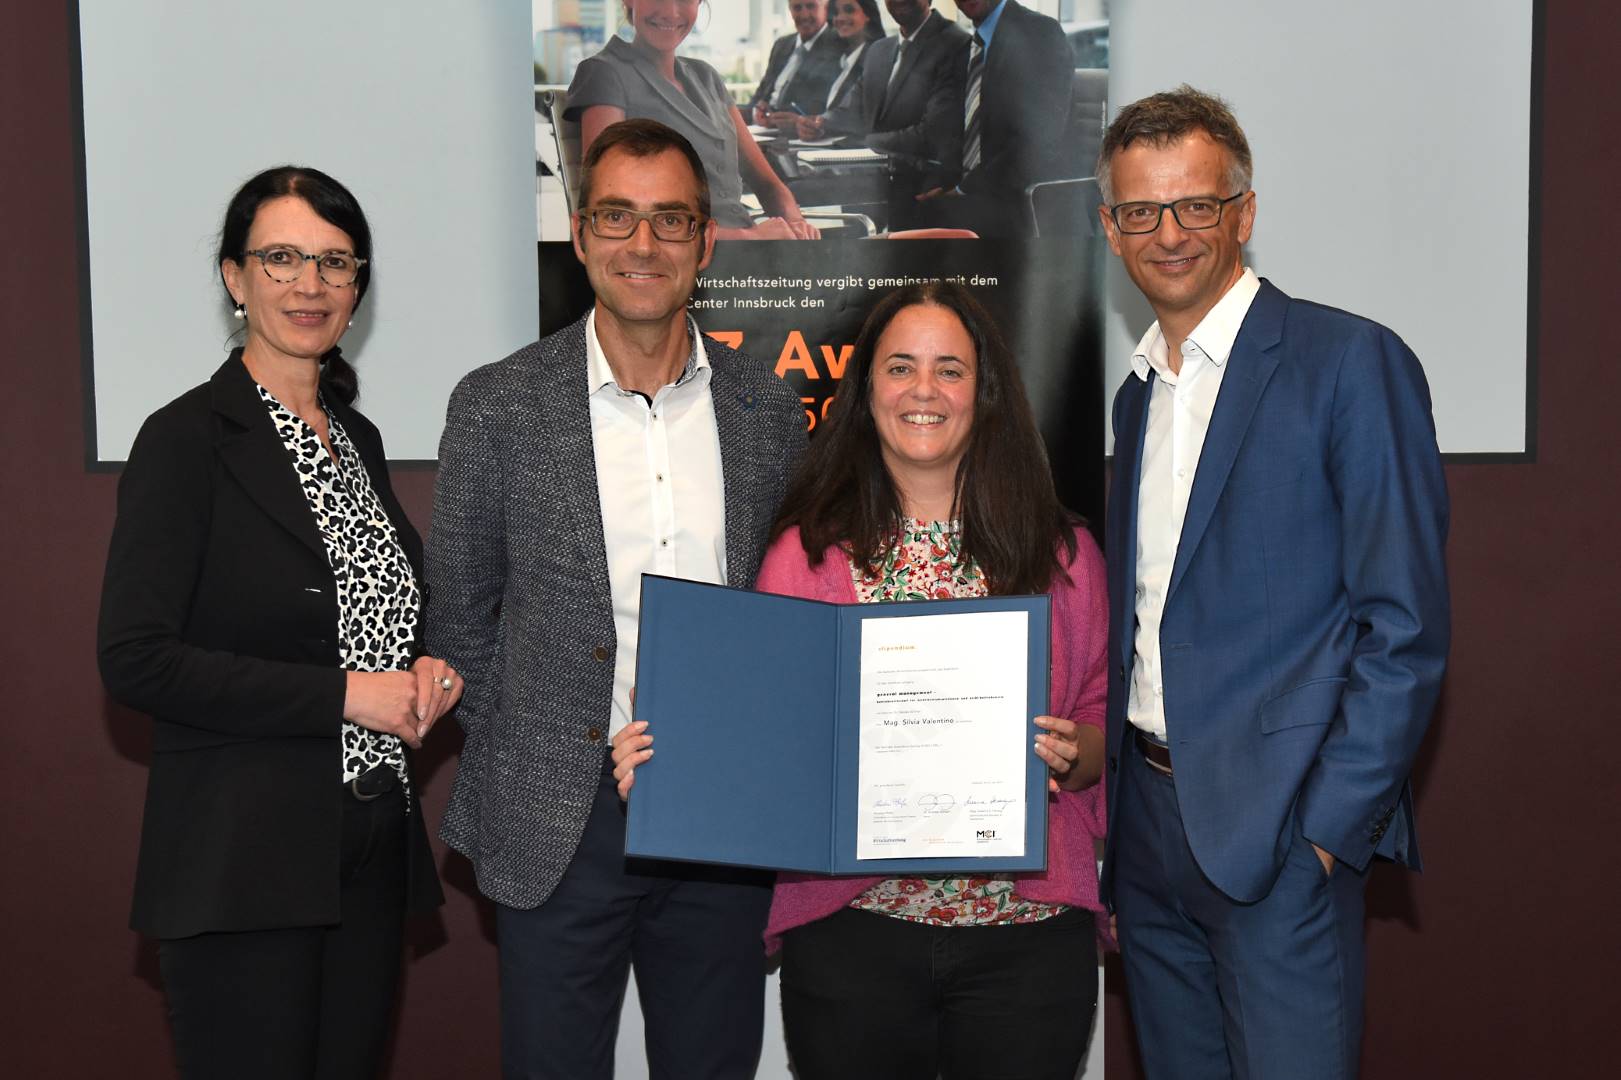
[534,0,1110,518]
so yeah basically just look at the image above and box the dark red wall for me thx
[4,4,1615,1076]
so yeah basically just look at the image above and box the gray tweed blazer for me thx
[425,313,807,909]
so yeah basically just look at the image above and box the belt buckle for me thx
[1135,731,1174,777]
[348,765,394,801]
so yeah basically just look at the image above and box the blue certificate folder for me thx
[626,575,1051,874]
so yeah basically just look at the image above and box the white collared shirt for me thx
[826,41,867,108]
[586,309,728,738]
[1127,268,1260,739]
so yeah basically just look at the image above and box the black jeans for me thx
[158,780,407,1080]
[781,905,1097,1080]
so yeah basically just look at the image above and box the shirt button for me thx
[1154,684,1164,696]
[592,645,609,662]
[1176,467,1186,478]
[660,539,669,547]
[656,473,664,482]
[586,726,603,743]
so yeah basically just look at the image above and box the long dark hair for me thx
[216,166,373,405]
[773,282,1077,595]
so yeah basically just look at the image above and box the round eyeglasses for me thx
[1108,192,1248,235]
[244,246,367,287]
[581,207,706,243]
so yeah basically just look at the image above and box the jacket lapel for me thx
[1166,281,1288,603]
[536,316,615,605]
[880,18,935,122]
[1112,373,1150,671]
[209,354,326,559]
[706,358,761,583]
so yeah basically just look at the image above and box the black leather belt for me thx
[1134,729,1174,776]
[347,763,398,802]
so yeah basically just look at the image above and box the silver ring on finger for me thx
[439,675,454,691]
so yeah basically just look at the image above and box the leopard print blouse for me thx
[258,384,417,808]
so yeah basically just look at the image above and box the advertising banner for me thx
[535,0,1108,522]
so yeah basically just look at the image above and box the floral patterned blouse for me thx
[258,384,419,809]
[846,519,1065,927]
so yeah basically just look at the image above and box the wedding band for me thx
[439,676,454,690]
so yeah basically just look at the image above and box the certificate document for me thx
[856,610,1029,859]
[628,576,1049,874]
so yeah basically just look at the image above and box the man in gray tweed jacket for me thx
[426,121,806,1079]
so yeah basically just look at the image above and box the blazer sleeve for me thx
[1297,325,1450,871]
[423,374,509,742]
[97,406,345,737]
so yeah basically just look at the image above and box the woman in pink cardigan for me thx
[756,281,1107,1078]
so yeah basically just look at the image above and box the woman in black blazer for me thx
[98,166,456,1080]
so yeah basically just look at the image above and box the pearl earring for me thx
[233,304,246,320]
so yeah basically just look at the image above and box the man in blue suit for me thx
[1096,86,1450,1079]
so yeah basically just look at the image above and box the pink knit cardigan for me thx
[758,525,1109,954]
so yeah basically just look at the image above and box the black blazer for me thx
[959,0,1075,197]
[748,27,845,115]
[822,10,970,188]
[99,353,443,939]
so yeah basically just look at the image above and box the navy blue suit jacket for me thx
[1100,279,1450,905]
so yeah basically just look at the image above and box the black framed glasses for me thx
[1108,192,1248,235]
[580,206,706,242]
[245,246,367,287]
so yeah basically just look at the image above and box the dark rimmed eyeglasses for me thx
[1107,192,1248,235]
[580,206,706,242]
[245,246,367,287]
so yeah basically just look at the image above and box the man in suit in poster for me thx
[750,0,846,124]
[426,120,805,1078]
[815,0,971,229]
[917,0,1076,237]
[1097,86,1450,1078]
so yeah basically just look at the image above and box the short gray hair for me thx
[1096,85,1252,205]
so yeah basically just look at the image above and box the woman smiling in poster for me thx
[567,0,821,240]
[794,0,887,142]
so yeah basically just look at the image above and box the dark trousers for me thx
[495,760,772,1080]
[158,781,407,1080]
[780,905,1097,1080]
[1113,735,1368,1080]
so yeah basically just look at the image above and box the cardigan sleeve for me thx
[1052,526,1108,737]
[755,527,854,603]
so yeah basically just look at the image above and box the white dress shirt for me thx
[587,310,728,738]
[826,41,867,109]
[1127,268,1260,739]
